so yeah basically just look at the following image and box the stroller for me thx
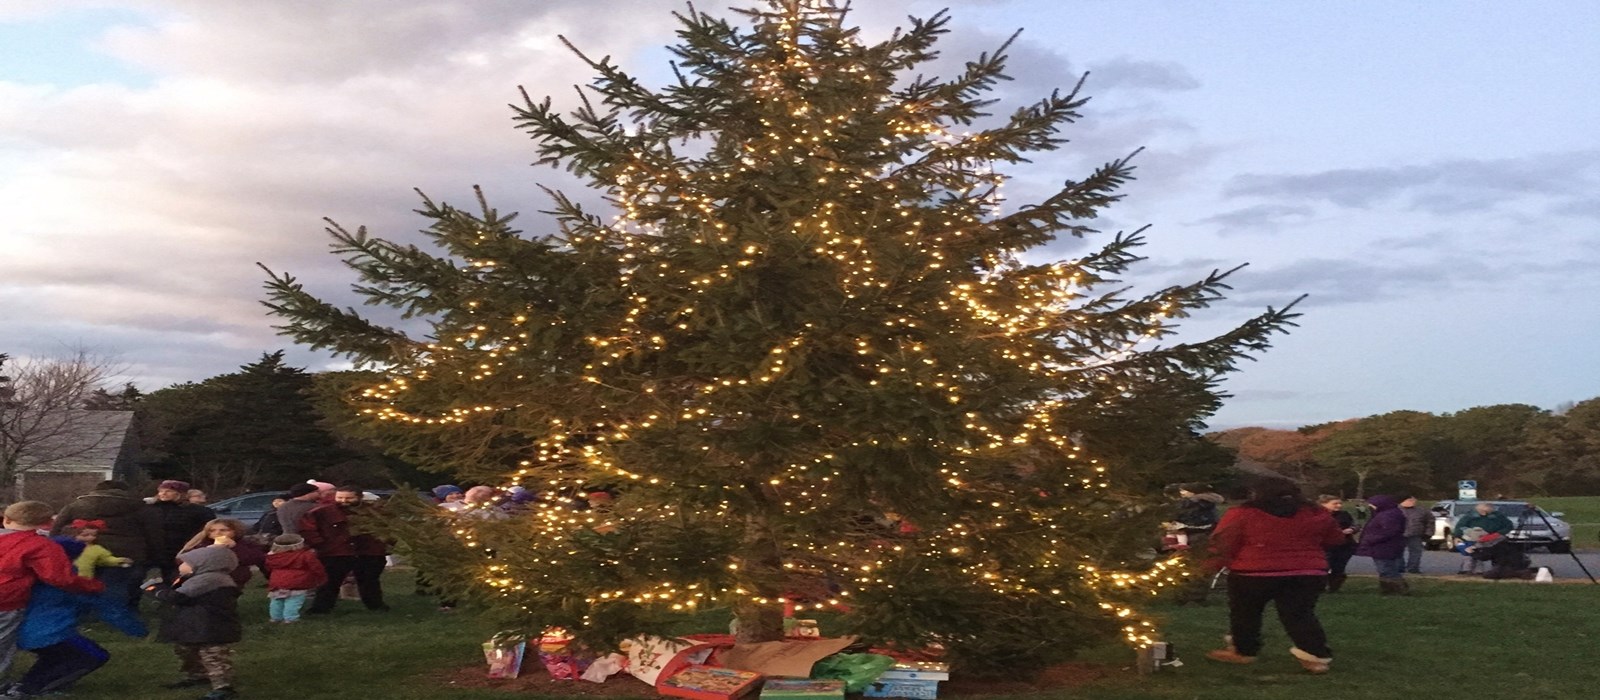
[1468,534,1536,580]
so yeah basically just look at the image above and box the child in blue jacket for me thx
[4,538,147,698]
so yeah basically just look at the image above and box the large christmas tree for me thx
[264,1,1297,673]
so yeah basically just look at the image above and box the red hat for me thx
[158,480,191,492]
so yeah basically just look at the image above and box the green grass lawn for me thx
[37,573,1600,699]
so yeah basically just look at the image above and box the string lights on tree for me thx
[262,0,1299,675]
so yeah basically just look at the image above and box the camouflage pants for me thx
[175,644,234,689]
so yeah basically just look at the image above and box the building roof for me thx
[16,410,134,472]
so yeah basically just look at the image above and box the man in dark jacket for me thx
[51,481,163,606]
[300,486,389,614]
[149,481,215,583]
[1356,495,1409,595]
[1399,497,1432,574]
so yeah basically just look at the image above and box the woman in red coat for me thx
[1206,478,1347,674]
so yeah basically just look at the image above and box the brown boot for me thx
[1206,635,1256,665]
[1326,574,1347,593]
[1378,580,1400,596]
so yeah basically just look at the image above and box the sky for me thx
[2,0,1597,429]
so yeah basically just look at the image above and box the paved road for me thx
[1344,549,1600,581]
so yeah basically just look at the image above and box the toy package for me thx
[483,633,528,679]
[658,664,763,700]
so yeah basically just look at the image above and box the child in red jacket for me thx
[0,501,105,678]
[264,534,326,623]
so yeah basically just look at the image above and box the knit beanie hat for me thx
[286,483,318,498]
[432,485,464,500]
[271,533,306,553]
[159,480,192,492]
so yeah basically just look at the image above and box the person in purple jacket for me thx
[1356,495,1409,595]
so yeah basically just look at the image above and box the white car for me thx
[1427,500,1574,554]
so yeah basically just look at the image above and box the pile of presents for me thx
[484,629,951,700]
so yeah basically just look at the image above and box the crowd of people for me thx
[1193,478,1535,676]
[0,478,394,699]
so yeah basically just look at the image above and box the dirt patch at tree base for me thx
[443,662,1121,697]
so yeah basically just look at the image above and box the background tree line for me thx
[1212,399,1600,499]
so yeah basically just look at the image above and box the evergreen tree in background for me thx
[262,1,1299,672]
[139,352,359,493]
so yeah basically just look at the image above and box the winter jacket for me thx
[1400,505,1432,537]
[299,504,388,558]
[1328,510,1358,551]
[20,539,146,650]
[186,538,268,587]
[250,510,283,539]
[1174,493,1224,532]
[153,585,242,645]
[0,530,104,611]
[275,498,320,536]
[152,548,243,646]
[50,488,163,562]
[1209,503,1347,574]
[150,500,216,563]
[1454,511,1513,538]
[266,549,328,591]
[73,544,126,578]
[1356,495,1408,559]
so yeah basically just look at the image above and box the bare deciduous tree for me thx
[0,349,125,495]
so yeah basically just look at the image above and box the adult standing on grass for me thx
[50,480,162,607]
[1318,495,1358,593]
[150,481,215,584]
[300,486,390,614]
[1205,477,1347,674]
[1356,495,1409,595]
[274,483,321,536]
[1452,502,1511,575]
[1400,496,1431,574]
[1170,485,1224,605]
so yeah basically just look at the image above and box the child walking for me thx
[0,502,104,680]
[60,520,133,578]
[9,537,147,698]
[264,534,325,623]
[148,547,242,700]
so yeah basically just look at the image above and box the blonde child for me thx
[61,519,134,578]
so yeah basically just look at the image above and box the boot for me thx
[1206,635,1256,665]
[1378,580,1400,596]
[1289,647,1332,674]
[1397,579,1411,595]
[1325,574,1347,593]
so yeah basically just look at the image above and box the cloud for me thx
[0,0,686,388]
[1190,203,1314,233]
[1086,56,1199,92]
[1224,151,1600,215]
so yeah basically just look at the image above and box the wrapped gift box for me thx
[877,661,949,682]
[760,679,845,700]
[659,665,763,700]
[863,679,939,700]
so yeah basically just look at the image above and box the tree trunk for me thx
[733,494,786,643]
[1355,470,1368,501]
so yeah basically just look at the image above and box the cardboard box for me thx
[659,665,763,700]
[863,679,939,700]
[760,679,845,700]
